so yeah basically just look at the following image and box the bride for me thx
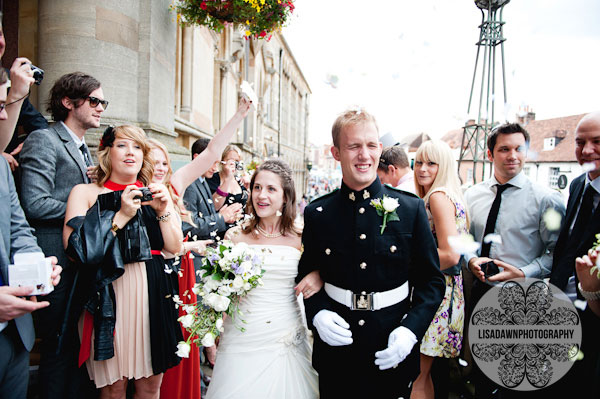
[205,159,320,399]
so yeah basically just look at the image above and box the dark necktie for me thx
[79,143,93,168]
[480,184,511,258]
[569,184,595,243]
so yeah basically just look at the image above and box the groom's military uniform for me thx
[298,178,445,399]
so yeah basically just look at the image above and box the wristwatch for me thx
[111,221,121,233]
[578,282,600,301]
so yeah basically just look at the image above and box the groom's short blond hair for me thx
[331,107,379,148]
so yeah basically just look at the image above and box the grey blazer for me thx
[19,122,91,267]
[0,157,42,351]
[182,178,227,240]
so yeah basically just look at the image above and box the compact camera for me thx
[30,64,44,85]
[135,187,154,202]
[235,161,244,171]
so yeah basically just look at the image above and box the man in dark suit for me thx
[0,66,61,399]
[182,137,243,243]
[19,72,106,399]
[550,111,600,396]
[297,108,445,399]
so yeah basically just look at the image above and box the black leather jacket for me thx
[62,193,152,361]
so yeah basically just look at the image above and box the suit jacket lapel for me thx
[198,180,216,216]
[54,123,89,183]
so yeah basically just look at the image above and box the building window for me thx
[544,137,555,151]
[549,167,559,188]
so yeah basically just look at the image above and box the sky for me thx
[283,0,600,146]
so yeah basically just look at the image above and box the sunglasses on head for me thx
[86,96,109,110]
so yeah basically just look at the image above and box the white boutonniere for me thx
[370,195,400,234]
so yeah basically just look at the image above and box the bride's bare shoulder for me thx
[224,225,246,243]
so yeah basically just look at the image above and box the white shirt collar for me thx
[60,121,86,148]
[585,173,600,195]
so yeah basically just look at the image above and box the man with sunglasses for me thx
[18,72,106,399]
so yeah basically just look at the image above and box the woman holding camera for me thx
[212,144,249,216]
[63,125,183,399]
[410,140,468,399]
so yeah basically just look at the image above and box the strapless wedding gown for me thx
[205,245,319,399]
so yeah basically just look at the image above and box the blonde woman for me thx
[411,140,468,399]
[63,125,183,399]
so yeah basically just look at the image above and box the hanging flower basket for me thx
[172,0,295,40]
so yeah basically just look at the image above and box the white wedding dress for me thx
[206,245,319,399]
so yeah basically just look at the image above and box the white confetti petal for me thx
[574,299,587,311]
[209,222,216,226]
[192,235,198,241]
[189,253,195,259]
[198,212,203,218]
[483,234,502,245]
[458,359,468,367]
[542,208,562,231]
[447,234,481,255]
[316,207,323,212]
[164,266,173,274]
[582,162,597,173]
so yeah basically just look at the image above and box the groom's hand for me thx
[313,310,353,346]
[374,326,417,370]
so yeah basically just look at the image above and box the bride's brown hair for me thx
[243,159,301,237]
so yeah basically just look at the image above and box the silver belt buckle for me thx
[351,292,374,311]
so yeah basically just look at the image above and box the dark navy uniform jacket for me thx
[297,177,445,397]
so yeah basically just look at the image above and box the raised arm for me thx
[0,58,35,153]
[170,98,251,195]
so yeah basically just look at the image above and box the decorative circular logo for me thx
[468,278,581,391]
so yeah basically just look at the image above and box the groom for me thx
[298,108,445,399]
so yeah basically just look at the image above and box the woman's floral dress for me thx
[420,188,467,358]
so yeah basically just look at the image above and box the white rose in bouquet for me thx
[204,292,231,312]
[201,332,216,347]
[178,314,194,329]
[218,284,233,297]
[176,341,191,358]
[232,275,244,290]
[203,277,221,294]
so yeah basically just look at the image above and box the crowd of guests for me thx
[1,15,600,399]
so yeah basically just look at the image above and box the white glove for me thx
[374,326,417,370]
[312,310,353,346]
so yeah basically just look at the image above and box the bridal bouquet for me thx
[176,240,265,358]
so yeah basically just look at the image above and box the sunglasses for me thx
[86,96,109,110]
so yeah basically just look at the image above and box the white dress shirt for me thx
[465,172,566,278]
[60,121,87,166]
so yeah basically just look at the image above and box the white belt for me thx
[324,281,409,311]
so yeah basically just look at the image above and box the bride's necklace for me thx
[256,224,283,238]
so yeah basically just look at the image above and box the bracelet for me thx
[577,282,600,301]
[156,212,171,222]
[216,187,228,197]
